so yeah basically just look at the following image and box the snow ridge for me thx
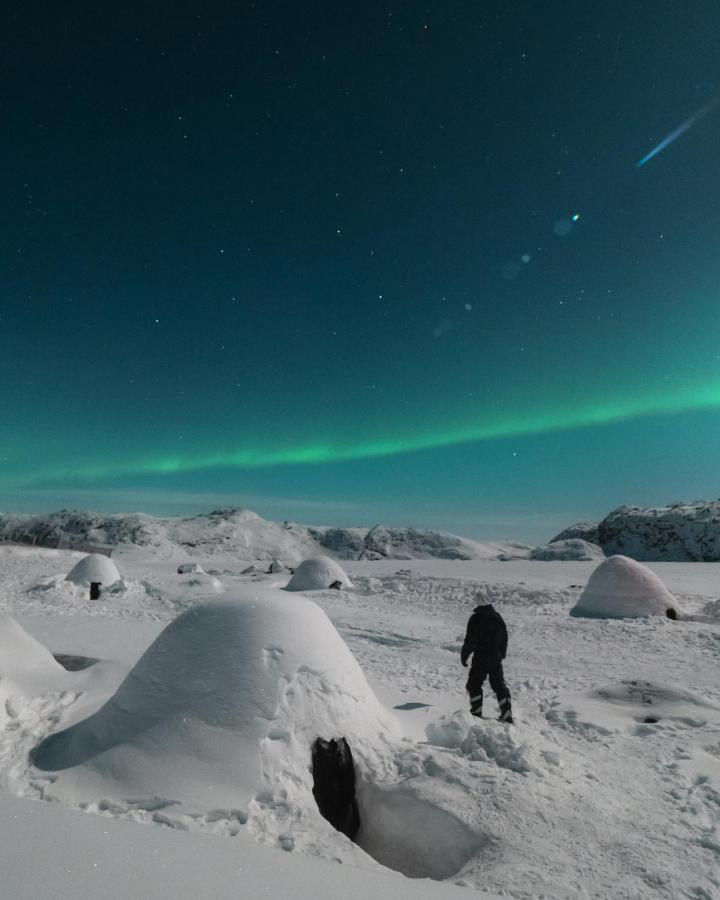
[555,501,720,561]
[0,508,531,562]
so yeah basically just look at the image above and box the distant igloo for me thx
[285,556,352,592]
[31,586,395,813]
[177,563,205,575]
[570,555,677,619]
[65,553,120,587]
[185,572,224,594]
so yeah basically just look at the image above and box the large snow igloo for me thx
[31,586,396,813]
[285,556,353,591]
[570,555,677,619]
[65,553,121,588]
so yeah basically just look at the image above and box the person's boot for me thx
[469,693,483,718]
[498,697,513,724]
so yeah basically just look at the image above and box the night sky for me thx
[3,2,720,541]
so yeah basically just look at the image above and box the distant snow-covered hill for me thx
[0,508,532,563]
[554,500,720,561]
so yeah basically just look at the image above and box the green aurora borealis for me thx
[3,3,720,539]
[5,372,720,488]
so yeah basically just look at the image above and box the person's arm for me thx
[461,613,478,666]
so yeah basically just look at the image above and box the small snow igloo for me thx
[31,586,396,814]
[65,553,120,588]
[571,555,677,619]
[285,556,353,592]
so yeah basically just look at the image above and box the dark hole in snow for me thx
[312,737,483,880]
[329,580,343,590]
[311,737,360,841]
[53,654,99,671]
[393,702,432,711]
[666,608,677,620]
[643,717,659,724]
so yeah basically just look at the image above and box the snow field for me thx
[0,545,718,897]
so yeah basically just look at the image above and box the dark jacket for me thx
[461,604,508,666]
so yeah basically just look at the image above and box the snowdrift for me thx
[286,556,353,591]
[66,553,121,587]
[0,613,65,708]
[570,555,677,619]
[31,586,397,813]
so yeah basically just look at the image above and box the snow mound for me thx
[425,713,553,776]
[31,587,397,815]
[546,681,720,736]
[177,563,205,575]
[65,553,121,587]
[285,556,353,592]
[358,525,528,561]
[550,521,601,545]
[183,573,224,593]
[0,613,63,682]
[570,555,677,619]
[0,614,66,728]
[530,539,605,561]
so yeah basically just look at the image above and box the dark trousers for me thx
[466,657,510,711]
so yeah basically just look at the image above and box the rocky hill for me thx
[553,501,720,561]
[0,508,532,563]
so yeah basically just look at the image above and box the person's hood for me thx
[472,603,497,616]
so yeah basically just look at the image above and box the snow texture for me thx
[65,553,121,587]
[0,534,719,898]
[177,562,205,574]
[597,501,720,561]
[285,556,353,591]
[555,499,720,561]
[32,587,397,817]
[551,521,601,545]
[571,555,677,619]
[530,539,605,561]
[0,507,531,562]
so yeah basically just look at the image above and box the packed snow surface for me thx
[571,554,677,619]
[286,555,353,591]
[0,539,718,898]
[65,553,121,587]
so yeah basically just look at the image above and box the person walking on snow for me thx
[461,592,513,723]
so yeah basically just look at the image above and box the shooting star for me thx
[636,96,719,168]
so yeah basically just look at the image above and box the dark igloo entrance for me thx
[311,736,483,880]
[311,737,360,840]
[52,653,98,671]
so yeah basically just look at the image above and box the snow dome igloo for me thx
[31,585,396,814]
[570,555,677,619]
[65,553,120,587]
[285,556,353,591]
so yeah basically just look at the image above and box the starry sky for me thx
[3,1,720,541]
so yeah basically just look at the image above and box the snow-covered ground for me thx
[0,543,718,899]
